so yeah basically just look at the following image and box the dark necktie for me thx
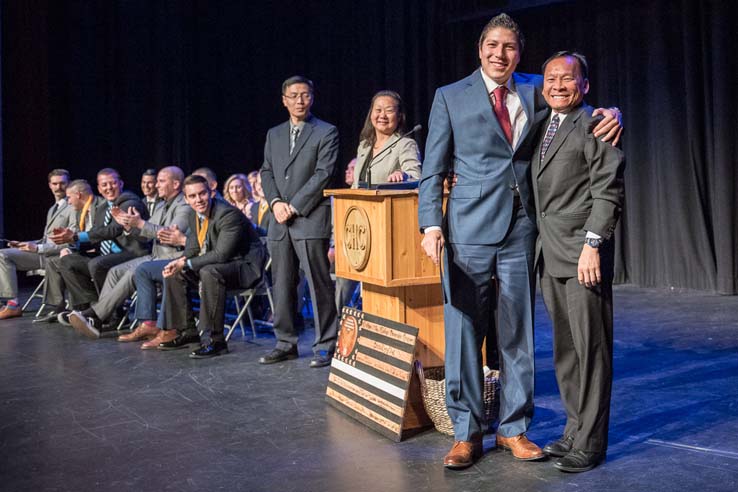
[100,204,114,255]
[290,127,300,154]
[491,85,513,145]
[540,114,560,161]
[50,203,59,218]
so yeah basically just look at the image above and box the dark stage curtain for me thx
[1,0,736,294]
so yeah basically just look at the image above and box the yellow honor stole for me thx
[196,215,209,249]
[78,195,94,230]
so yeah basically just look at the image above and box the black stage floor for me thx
[1,285,737,492]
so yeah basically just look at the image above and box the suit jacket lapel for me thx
[285,118,315,170]
[537,108,583,176]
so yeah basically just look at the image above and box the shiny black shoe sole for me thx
[189,347,229,359]
[258,351,298,365]
[158,338,201,351]
[554,454,605,473]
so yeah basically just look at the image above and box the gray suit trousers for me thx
[0,248,44,299]
[91,255,151,321]
[540,272,613,453]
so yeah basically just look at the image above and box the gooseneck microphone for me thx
[366,124,422,189]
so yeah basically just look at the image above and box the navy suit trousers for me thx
[443,205,537,441]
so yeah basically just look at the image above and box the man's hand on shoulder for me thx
[592,107,623,146]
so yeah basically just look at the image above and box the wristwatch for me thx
[72,232,79,242]
[585,237,603,249]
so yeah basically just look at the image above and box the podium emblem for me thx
[343,206,371,271]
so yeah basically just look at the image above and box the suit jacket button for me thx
[285,175,289,180]
[540,212,546,218]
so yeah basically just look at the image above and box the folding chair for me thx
[21,269,47,317]
[224,258,274,342]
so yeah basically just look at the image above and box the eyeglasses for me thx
[283,92,312,102]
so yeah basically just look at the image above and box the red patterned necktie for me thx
[491,85,513,145]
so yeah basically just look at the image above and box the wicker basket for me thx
[418,363,500,436]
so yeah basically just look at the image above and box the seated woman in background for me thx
[352,90,421,187]
[223,173,253,219]
[249,172,271,237]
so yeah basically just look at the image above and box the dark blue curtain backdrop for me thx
[2,0,736,294]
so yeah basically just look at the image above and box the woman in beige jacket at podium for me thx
[352,90,422,187]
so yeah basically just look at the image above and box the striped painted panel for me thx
[326,307,419,441]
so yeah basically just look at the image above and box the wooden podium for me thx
[326,189,445,368]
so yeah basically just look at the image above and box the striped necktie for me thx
[290,126,300,154]
[99,204,114,255]
[540,114,560,161]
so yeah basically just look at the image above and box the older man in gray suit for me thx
[419,14,622,469]
[0,169,76,319]
[533,52,624,473]
[69,166,190,338]
[259,75,339,368]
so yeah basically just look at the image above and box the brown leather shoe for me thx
[443,438,483,469]
[0,306,22,320]
[140,329,176,350]
[118,322,159,342]
[496,433,545,461]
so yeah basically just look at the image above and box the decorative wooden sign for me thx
[326,307,433,442]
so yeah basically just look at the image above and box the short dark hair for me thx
[541,51,589,80]
[142,168,157,178]
[183,174,209,188]
[48,169,70,182]
[68,179,92,195]
[97,167,121,181]
[478,13,525,53]
[282,75,314,95]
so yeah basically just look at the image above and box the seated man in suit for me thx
[35,179,107,323]
[533,52,625,473]
[141,168,160,217]
[68,166,190,338]
[0,169,76,319]
[157,174,266,358]
[48,168,150,324]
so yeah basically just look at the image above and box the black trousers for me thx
[163,261,251,344]
[540,272,614,454]
[59,251,138,309]
[269,235,337,355]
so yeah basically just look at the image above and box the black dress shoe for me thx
[309,351,333,368]
[543,434,575,457]
[554,449,605,473]
[158,334,201,351]
[259,347,298,364]
[190,341,229,359]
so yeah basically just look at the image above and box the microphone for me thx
[366,124,422,189]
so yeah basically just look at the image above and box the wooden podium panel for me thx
[326,189,445,369]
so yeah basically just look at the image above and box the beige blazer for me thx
[352,134,421,187]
